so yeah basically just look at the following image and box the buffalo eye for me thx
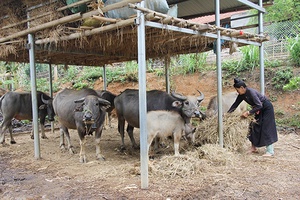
[184,101,189,106]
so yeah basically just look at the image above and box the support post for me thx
[27,11,40,159]
[259,0,265,95]
[28,33,41,159]
[137,1,148,189]
[215,0,223,147]
[164,56,170,94]
[103,65,107,90]
[48,63,54,134]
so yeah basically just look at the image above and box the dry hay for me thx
[195,114,254,152]
[143,144,238,179]
[128,115,254,179]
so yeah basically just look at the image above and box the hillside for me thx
[93,67,300,128]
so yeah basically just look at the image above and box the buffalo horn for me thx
[171,91,187,100]
[97,98,111,106]
[197,90,204,101]
[74,97,85,103]
[41,94,49,104]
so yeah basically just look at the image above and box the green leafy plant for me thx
[271,67,293,90]
[287,35,300,67]
[171,53,208,75]
[283,76,300,91]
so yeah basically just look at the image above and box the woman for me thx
[228,78,278,157]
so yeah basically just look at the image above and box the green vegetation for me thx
[283,77,300,91]
[271,67,293,90]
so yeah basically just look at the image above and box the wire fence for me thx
[206,20,299,64]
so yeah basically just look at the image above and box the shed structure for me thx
[0,0,269,66]
[0,0,271,189]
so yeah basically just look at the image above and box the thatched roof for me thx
[0,0,269,66]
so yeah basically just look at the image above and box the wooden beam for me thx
[35,18,135,44]
[0,13,83,43]
[0,0,142,43]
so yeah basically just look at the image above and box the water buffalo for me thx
[96,90,116,128]
[147,110,196,157]
[114,89,204,150]
[0,91,55,144]
[53,88,110,163]
[206,91,248,117]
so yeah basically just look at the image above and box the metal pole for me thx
[164,56,170,94]
[259,0,265,95]
[137,0,148,189]
[48,63,54,134]
[103,65,107,90]
[215,0,223,147]
[28,11,40,159]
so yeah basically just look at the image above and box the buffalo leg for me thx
[8,126,16,144]
[40,123,47,139]
[79,136,87,163]
[0,125,7,144]
[95,126,105,161]
[147,132,157,159]
[108,112,112,128]
[126,125,138,149]
[173,132,182,156]
[60,126,74,154]
[0,121,15,144]
[117,117,126,150]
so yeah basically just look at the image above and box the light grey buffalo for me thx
[114,89,205,150]
[147,110,196,157]
[0,91,55,144]
[53,88,110,163]
[206,92,248,117]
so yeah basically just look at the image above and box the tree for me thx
[265,0,300,22]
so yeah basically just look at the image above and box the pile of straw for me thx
[194,114,254,152]
[134,114,254,178]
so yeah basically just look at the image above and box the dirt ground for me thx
[1,70,300,199]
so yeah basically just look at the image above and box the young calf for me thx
[147,110,196,156]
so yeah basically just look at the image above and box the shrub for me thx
[287,35,300,66]
[271,67,293,90]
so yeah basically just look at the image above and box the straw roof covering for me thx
[0,0,269,66]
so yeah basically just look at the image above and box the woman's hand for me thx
[241,111,250,118]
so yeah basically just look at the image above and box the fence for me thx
[206,20,299,64]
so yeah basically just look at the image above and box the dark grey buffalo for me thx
[96,90,116,128]
[53,88,110,163]
[114,89,204,150]
[0,91,55,144]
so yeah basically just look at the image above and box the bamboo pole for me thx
[35,18,135,44]
[0,0,142,43]
[92,15,119,23]
[0,13,82,43]
[1,0,94,31]
[129,3,268,41]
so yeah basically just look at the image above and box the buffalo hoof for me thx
[41,136,48,139]
[1,142,9,147]
[80,156,87,163]
[133,145,140,150]
[30,135,34,139]
[96,155,105,161]
[120,145,126,152]
[10,140,16,144]
[69,147,75,154]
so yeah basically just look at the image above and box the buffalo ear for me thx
[39,104,47,110]
[172,101,182,108]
